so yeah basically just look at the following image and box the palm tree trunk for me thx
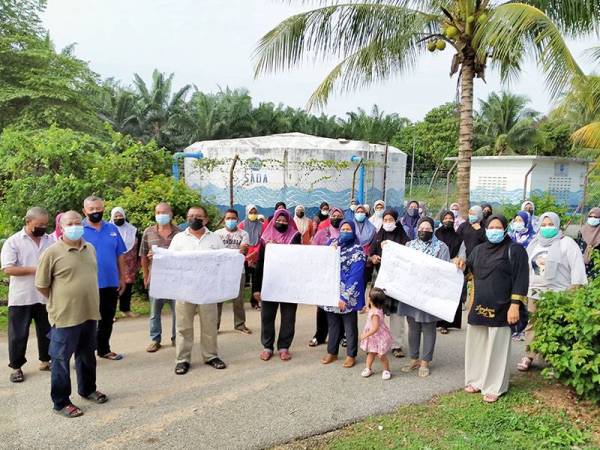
[457,56,475,217]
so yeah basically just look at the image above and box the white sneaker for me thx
[361,368,373,378]
[382,370,391,380]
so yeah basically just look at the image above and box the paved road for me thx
[0,304,524,449]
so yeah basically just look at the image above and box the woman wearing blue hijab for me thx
[320,220,366,368]
[508,211,535,248]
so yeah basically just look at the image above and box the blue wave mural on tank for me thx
[471,188,583,207]
[191,182,404,216]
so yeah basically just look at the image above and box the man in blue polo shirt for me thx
[82,196,127,360]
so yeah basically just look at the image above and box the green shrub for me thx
[500,194,569,225]
[530,261,600,403]
[105,175,220,230]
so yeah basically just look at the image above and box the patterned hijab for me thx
[508,210,535,247]
[407,217,442,257]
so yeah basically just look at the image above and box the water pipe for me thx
[172,152,204,181]
[351,155,365,204]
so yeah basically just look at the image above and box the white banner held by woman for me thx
[261,244,340,306]
[149,246,244,304]
[374,240,463,322]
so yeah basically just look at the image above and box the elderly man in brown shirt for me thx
[35,211,108,418]
[139,202,180,353]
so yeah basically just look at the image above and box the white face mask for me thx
[382,223,396,232]
[350,204,357,212]
[375,210,384,218]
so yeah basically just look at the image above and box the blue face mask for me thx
[339,231,354,245]
[63,225,84,241]
[468,214,479,224]
[587,217,600,227]
[155,214,171,226]
[486,229,505,244]
[512,222,525,232]
[225,219,238,230]
[354,213,366,223]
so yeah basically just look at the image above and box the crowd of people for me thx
[1,195,596,417]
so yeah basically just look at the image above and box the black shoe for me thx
[175,362,190,375]
[206,357,227,370]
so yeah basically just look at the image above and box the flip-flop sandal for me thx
[55,404,83,418]
[517,357,532,371]
[174,362,190,375]
[83,391,108,404]
[392,348,405,358]
[401,362,420,373]
[279,350,292,361]
[483,394,499,403]
[308,338,319,347]
[464,385,481,393]
[100,352,123,361]
[10,369,24,383]
[260,350,272,361]
[440,328,449,334]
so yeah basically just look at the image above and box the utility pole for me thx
[409,134,416,198]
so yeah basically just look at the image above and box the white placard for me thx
[374,241,463,322]
[149,246,244,304]
[261,244,340,306]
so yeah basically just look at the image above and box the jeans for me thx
[8,303,51,369]
[326,311,358,358]
[48,320,97,410]
[261,301,298,351]
[97,287,119,356]
[149,298,176,344]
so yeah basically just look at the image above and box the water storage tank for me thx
[184,133,407,217]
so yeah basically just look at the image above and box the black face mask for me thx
[330,218,342,228]
[274,222,288,233]
[418,231,433,242]
[296,212,305,219]
[32,226,47,237]
[482,210,492,219]
[188,218,204,230]
[87,211,104,223]
[113,218,125,227]
[443,221,454,229]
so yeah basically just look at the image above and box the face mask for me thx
[87,211,104,223]
[155,214,171,226]
[188,218,204,230]
[375,210,384,218]
[320,209,329,217]
[382,223,396,232]
[418,230,433,242]
[443,221,454,230]
[355,213,366,223]
[339,231,354,245]
[468,214,478,224]
[63,225,84,241]
[540,226,558,239]
[512,222,525,232]
[486,229,505,244]
[451,209,459,217]
[247,213,258,222]
[274,222,288,233]
[113,218,125,227]
[587,217,600,227]
[330,218,342,228]
[482,210,492,219]
[31,226,47,237]
[350,205,357,212]
[296,211,305,219]
[225,219,238,230]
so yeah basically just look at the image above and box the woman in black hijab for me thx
[435,211,466,333]
[462,214,529,403]
[481,203,493,222]
[369,209,410,358]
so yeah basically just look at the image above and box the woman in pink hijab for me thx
[252,209,301,362]
[52,213,64,240]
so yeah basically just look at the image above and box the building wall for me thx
[470,159,587,207]
[184,146,406,217]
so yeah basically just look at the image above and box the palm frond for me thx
[254,2,438,76]
[475,3,583,99]
[522,0,600,36]
[572,122,600,149]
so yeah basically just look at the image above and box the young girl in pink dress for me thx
[360,288,393,379]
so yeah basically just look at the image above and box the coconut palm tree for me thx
[475,91,540,155]
[254,1,598,213]
[97,80,140,136]
[133,69,191,148]
[569,48,600,149]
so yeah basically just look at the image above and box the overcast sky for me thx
[43,0,598,122]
